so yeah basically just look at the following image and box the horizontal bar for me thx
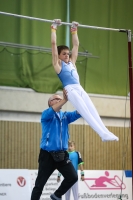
[0,11,127,32]
[0,41,99,58]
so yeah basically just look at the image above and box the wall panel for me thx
[0,121,131,170]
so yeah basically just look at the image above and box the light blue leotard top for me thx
[57,61,80,87]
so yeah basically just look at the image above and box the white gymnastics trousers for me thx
[65,84,119,142]
[65,181,78,200]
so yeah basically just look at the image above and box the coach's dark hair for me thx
[57,45,69,55]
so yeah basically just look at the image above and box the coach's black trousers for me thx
[31,149,78,200]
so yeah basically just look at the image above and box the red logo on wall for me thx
[17,176,26,187]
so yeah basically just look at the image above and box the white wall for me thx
[0,86,130,127]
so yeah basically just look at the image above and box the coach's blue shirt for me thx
[40,107,81,151]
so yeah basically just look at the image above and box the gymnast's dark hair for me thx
[57,45,69,55]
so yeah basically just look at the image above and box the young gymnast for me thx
[57,140,84,200]
[51,19,119,142]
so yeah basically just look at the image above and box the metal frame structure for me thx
[0,41,99,58]
[0,11,133,196]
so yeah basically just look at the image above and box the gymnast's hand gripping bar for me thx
[0,11,127,33]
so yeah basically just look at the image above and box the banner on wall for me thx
[30,170,132,200]
[0,169,31,200]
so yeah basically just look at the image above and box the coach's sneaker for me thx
[50,193,62,200]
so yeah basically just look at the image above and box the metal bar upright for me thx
[127,30,133,197]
